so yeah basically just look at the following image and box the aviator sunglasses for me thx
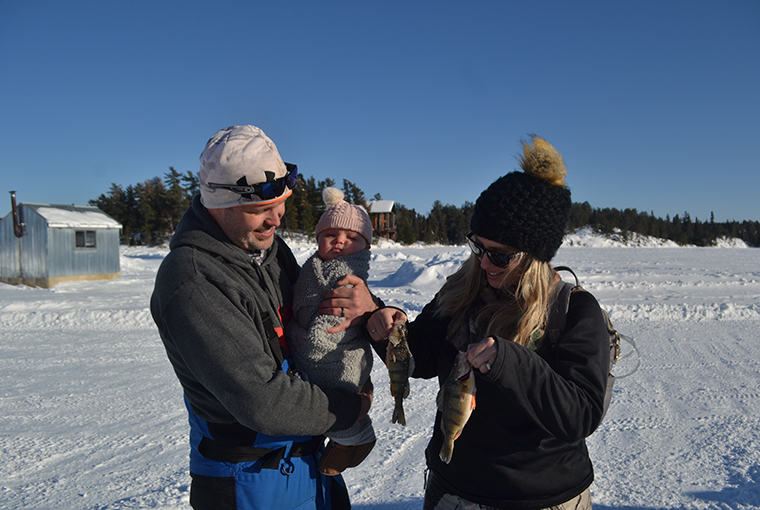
[208,163,299,200]
[466,232,522,268]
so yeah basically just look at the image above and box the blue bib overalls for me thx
[184,398,350,510]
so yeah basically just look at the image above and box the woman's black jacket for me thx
[407,289,610,509]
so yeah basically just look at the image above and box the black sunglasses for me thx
[208,163,298,200]
[466,232,522,268]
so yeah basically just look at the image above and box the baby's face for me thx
[317,228,368,261]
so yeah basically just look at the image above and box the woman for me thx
[368,136,610,509]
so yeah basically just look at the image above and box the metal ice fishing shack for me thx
[0,192,122,288]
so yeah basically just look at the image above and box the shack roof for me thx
[19,203,122,228]
[367,200,394,214]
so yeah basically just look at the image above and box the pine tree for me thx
[89,184,129,242]
[394,204,418,245]
[342,179,366,206]
[182,171,200,199]
[299,175,319,233]
[163,167,190,234]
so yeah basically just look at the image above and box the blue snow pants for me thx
[184,398,350,510]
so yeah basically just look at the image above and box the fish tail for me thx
[439,438,454,464]
[392,396,406,426]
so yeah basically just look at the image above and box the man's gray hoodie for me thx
[150,195,362,439]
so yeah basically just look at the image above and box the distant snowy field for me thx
[1,230,759,509]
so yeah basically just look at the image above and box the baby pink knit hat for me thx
[315,187,373,244]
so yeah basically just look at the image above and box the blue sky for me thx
[1,1,758,222]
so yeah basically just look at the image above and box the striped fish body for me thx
[437,351,476,464]
[386,320,413,425]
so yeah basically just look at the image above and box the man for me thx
[151,125,376,510]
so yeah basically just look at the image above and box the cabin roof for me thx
[21,203,122,228]
[367,200,394,214]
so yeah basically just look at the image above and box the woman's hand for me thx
[467,336,497,374]
[366,307,407,341]
[319,275,378,334]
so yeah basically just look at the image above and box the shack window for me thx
[75,230,97,248]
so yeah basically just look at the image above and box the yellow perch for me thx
[386,319,413,425]
[437,351,476,463]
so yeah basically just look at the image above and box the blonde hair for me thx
[435,253,556,347]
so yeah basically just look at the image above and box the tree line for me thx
[89,168,760,247]
[567,202,760,247]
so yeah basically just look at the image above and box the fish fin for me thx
[471,395,476,410]
[439,440,454,464]
[392,399,406,425]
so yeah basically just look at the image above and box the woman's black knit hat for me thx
[470,136,572,262]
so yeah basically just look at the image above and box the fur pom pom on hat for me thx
[470,136,572,262]
[315,188,374,244]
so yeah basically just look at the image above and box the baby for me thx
[287,187,377,476]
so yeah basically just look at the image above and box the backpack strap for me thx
[550,265,627,422]
[545,266,582,346]
[553,265,581,287]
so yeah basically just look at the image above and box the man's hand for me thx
[319,275,378,334]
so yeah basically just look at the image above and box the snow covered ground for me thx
[1,230,759,509]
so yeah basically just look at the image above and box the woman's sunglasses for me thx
[466,232,522,268]
[208,163,298,200]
